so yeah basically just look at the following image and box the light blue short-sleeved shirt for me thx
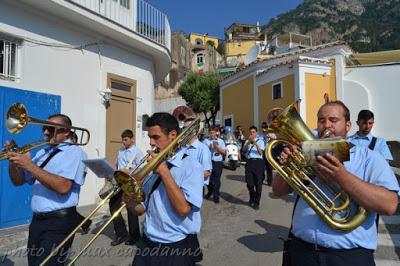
[26,141,87,213]
[348,133,393,160]
[142,149,204,243]
[203,138,226,162]
[117,144,144,170]
[186,139,212,185]
[292,145,400,250]
[245,137,265,159]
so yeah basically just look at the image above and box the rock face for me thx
[263,0,400,52]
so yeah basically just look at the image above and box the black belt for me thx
[247,158,262,161]
[292,236,338,252]
[33,206,77,220]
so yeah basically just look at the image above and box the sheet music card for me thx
[82,158,115,179]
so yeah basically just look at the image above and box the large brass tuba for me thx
[172,105,195,124]
[265,101,368,231]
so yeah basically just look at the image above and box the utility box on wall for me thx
[0,86,60,228]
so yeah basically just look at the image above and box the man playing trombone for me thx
[272,101,399,266]
[5,114,87,266]
[124,112,204,266]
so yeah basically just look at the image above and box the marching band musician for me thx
[182,117,212,263]
[124,112,204,265]
[203,126,226,203]
[109,129,144,246]
[242,126,266,210]
[5,114,87,266]
[183,118,212,196]
[272,101,399,266]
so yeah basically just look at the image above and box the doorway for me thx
[105,74,137,164]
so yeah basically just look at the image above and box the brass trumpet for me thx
[212,140,220,156]
[265,100,368,231]
[248,137,256,145]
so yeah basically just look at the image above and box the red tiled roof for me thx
[221,41,350,81]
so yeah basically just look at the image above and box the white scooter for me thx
[223,128,240,170]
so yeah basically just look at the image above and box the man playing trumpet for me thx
[242,126,266,210]
[203,126,226,203]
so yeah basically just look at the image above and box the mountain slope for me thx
[263,0,400,52]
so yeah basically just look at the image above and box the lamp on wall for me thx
[99,87,112,104]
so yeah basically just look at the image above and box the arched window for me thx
[195,38,203,45]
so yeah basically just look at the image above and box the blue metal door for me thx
[0,86,60,228]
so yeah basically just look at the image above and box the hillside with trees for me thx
[263,0,400,52]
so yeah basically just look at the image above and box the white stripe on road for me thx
[376,259,400,266]
[378,233,400,247]
[379,215,400,225]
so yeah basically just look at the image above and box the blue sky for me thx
[145,0,303,39]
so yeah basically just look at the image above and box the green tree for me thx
[178,71,221,125]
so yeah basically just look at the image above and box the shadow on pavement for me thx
[237,219,289,253]
[225,174,245,183]
[268,192,296,203]
[0,255,14,266]
[87,215,115,240]
[220,191,248,206]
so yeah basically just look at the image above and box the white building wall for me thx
[343,64,400,141]
[0,3,156,205]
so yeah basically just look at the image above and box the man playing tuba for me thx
[272,101,399,266]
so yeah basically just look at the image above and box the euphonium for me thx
[114,117,201,200]
[265,101,368,231]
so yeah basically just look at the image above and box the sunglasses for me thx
[42,126,68,134]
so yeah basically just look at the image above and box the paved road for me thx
[1,166,399,265]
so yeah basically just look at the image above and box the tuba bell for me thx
[265,100,368,231]
[172,105,195,126]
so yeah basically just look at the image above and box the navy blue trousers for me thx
[208,161,223,199]
[27,210,80,266]
[289,236,375,266]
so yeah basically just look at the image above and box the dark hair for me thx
[249,125,258,131]
[261,122,267,128]
[48,114,72,127]
[146,112,179,134]
[318,101,350,122]
[236,125,241,130]
[209,126,219,132]
[48,114,72,137]
[121,129,134,138]
[357,109,374,121]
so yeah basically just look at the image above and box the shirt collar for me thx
[188,139,201,149]
[45,139,72,152]
[355,132,372,140]
[167,147,186,168]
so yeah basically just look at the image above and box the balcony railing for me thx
[69,0,171,50]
